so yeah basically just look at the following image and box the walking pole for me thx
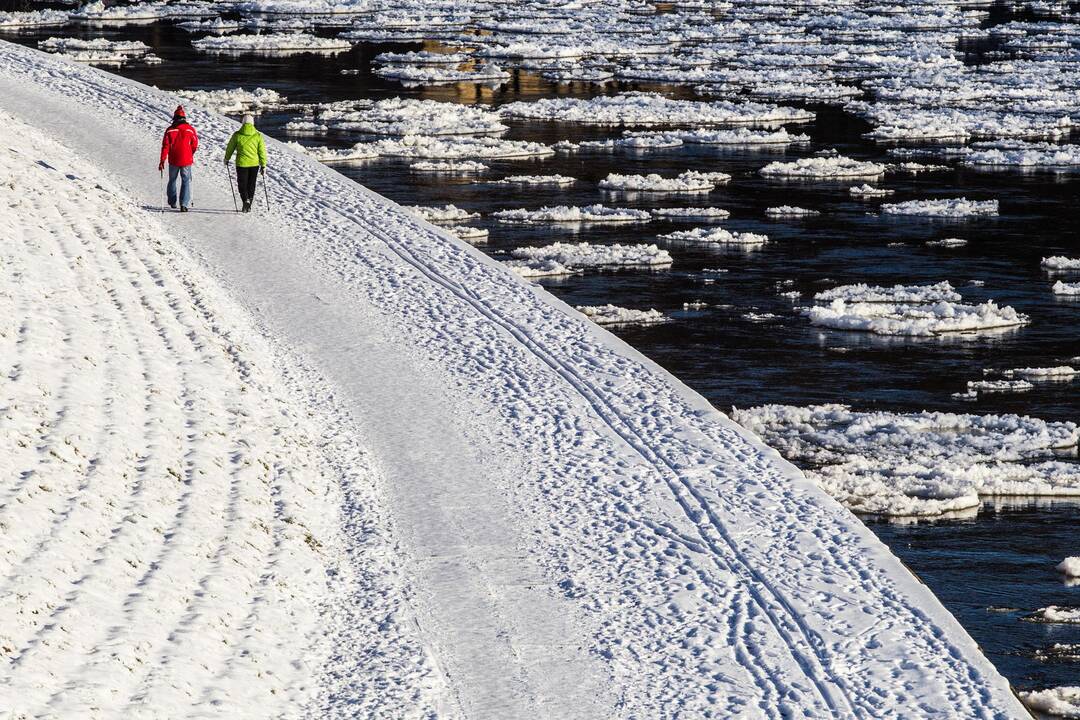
[160,168,165,213]
[262,167,269,212]
[225,162,238,213]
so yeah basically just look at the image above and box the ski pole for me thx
[160,168,165,213]
[225,161,238,213]
[262,167,269,212]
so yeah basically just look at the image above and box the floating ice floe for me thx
[1030,606,1080,623]
[966,380,1034,393]
[733,404,1080,517]
[177,17,241,34]
[70,0,212,24]
[804,298,1027,336]
[1058,557,1080,577]
[1020,687,1080,719]
[964,143,1080,170]
[659,227,769,246]
[599,171,730,193]
[1009,366,1078,380]
[506,242,672,277]
[1034,644,1080,662]
[407,204,479,224]
[445,226,488,242]
[850,184,895,197]
[375,62,511,86]
[624,127,810,146]
[0,9,70,28]
[1053,280,1080,296]
[766,206,820,217]
[1043,256,1080,270]
[374,50,471,65]
[576,305,668,326]
[926,238,968,247]
[359,135,553,160]
[815,281,962,304]
[881,198,999,217]
[498,92,814,126]
[493,205,651,224]
[191,33,353,55]
[651,207,730,220]
[37,37,160,65]
[285,142,377,163]
[175,87,285,114]
[492,175,576,186]
[410,160,489,173]
[287,98,507,137]
[760,156,887,179]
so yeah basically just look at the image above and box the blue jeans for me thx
[167,164,192,208]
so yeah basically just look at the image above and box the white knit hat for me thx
[242,113,254,125]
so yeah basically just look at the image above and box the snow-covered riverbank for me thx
[0,41,1030,718]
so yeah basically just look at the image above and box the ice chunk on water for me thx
[765,206,820,217]
[599,171,730,193]
[966,380,1034,393]
[760,156,886,179]
[659,227,769,246]
[849,184,895,197]
[192,33,352,54]
[1053,280,1080,296]
[881,198,999,217]
[651,207,730,220]
[804,298,1027,336]
[1031,606,1080,623]
[576,305,667,326]
[493,175,576,186]
[507,242,672,276]
[1020,686,1080,718]
[815,281,962,304]
[176,87,285,114]
[406,204,479,224]
[1010,366,1078,380]
[493,205,651,224]
[498,92,814,126]
[1043,256,1080,271]
[410,160,489,173]
[1057,557,1080,577]
[360,135,554,159]
[733,404,1080,517]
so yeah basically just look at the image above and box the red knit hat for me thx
[173,105,186,118]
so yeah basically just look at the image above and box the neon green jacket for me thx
[224,123,267,168]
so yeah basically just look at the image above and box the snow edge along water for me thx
[0,40,1032,718]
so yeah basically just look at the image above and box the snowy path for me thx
[0,42,1031,718]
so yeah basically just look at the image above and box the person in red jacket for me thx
[158,105,199,211]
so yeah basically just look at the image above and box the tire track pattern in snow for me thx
[0,110,439,719]
[0,43,1029,719]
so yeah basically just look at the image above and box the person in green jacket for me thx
[224,113,267,213]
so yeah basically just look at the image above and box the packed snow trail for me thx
[0,42,1031,718]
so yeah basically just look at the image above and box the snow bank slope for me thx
[0,41,1028,719]
[0,110,439,718]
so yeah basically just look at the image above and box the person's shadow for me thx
[139,205,239,215]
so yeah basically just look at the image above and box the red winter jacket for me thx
[159,121,199,168]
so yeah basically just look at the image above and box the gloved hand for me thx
[223,158,229,165]
[158,162,164,172]
[260,166,265,176]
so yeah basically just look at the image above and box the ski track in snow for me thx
[0,42,1028,719]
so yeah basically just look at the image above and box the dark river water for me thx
[4,7,1078,703]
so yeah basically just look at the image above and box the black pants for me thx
[236,166,259,204]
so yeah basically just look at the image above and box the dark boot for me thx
[242,200,251,213]
[180,206,188,212]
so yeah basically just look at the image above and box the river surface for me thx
[4,7,1078,700]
